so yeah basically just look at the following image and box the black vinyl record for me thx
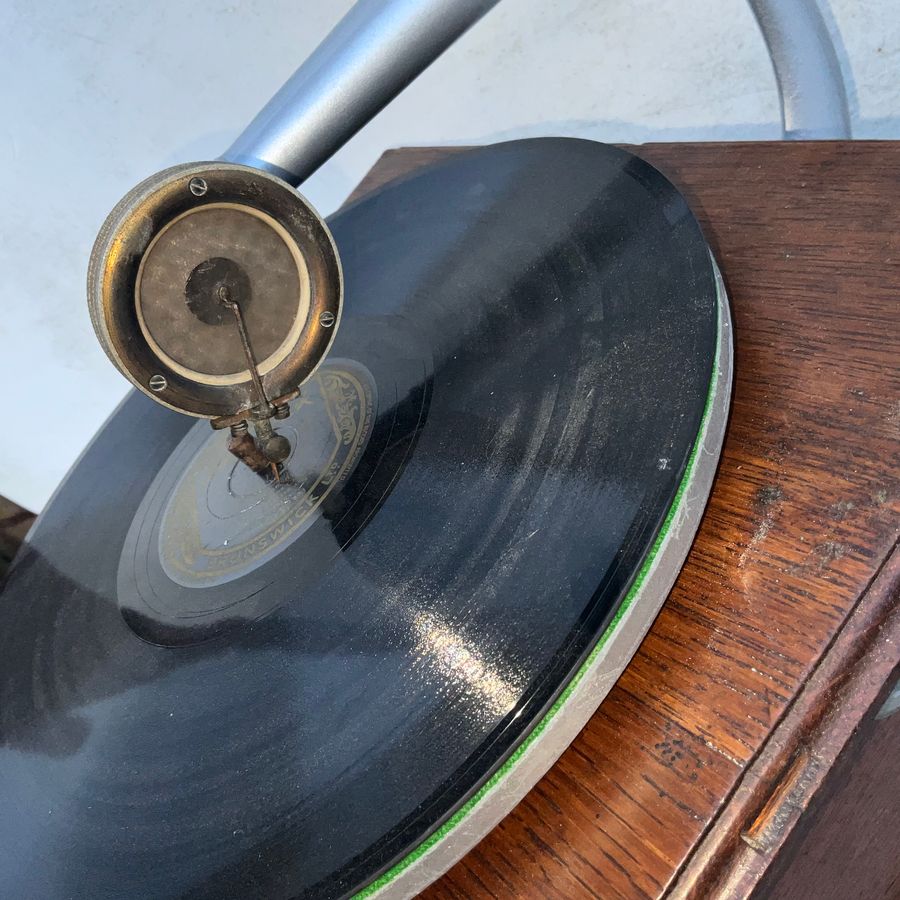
[0,139,719,898]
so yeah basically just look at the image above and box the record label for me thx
[158,360,376,588]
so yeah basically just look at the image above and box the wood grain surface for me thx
[762,671,900,900]
[348,142,900,898]
[0,496,35,578]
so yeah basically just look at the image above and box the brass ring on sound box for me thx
[87,162,342,421]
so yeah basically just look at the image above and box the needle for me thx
[217,285,271,414]
[217,284,293,470]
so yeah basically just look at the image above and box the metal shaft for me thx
[748,0,850,139]
[222,0,501,185]
[218,286,271,414]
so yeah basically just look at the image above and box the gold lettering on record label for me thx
[158,360,376,588]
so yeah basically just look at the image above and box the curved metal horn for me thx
[224,0,851,188]
[223,0,501,185]
[748,0,851,139]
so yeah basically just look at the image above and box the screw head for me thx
[189,177,208,197]
[149,374,168,392]
[263,434,291,463]
[319,310,336,328]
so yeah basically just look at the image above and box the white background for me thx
[1,0,897,511]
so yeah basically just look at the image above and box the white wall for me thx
[0,0,897,511]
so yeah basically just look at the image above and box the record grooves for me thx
[0,139,725,899]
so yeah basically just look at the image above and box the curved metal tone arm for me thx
[224,0,851,186]
[749,0,850,139]
[223,0,501,185]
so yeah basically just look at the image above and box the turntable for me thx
[2,2,898,899]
